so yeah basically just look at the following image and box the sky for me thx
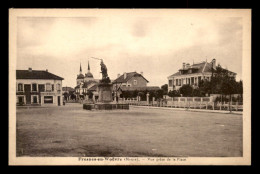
[17,15,243,88]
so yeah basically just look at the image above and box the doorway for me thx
[24,84,31,104]
[58,96,60,106]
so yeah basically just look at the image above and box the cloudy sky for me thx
[17,14,242,88]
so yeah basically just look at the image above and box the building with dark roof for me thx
[112,71,160,100]
[167,59,237,92]
[113,72,148,87]
[16,68,64,106]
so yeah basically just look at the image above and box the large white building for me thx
[16,68,64,106]
[167,59,236,92]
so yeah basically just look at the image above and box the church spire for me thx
[80,62,82,74]
[88,60,90,72]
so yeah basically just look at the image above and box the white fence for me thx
[119,97,243,111]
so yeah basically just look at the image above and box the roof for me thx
[16,70,64,80]
[88,84,98,91]
[77,74,84,79]
[119,86,160,92]
[85,72,94,78]
[82,80,98,88]
[62,87,75,92]
[113,72,149,84]
[168,61,236,78]
[75,80,98,89]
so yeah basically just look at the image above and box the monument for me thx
[83,58,129,110]
[97,60,113,103]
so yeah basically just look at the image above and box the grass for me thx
[16,103,242,157]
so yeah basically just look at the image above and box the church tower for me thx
[84,61,94,82]
[76,63,84,85]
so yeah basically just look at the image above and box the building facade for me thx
[75,61,99,100]
[16,68,64,106]
[167,59,237,92]
[112,72,160,99]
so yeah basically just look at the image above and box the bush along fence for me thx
[118,96,243,112]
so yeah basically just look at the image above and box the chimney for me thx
[124,72,127,79]
[28,67,32,72]
[140,71,143,76]
[212,58,216,69]
[117,73,120,78]
[46,69,48,72]
[183,63,186,69]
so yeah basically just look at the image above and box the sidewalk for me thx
[130,105,243,115]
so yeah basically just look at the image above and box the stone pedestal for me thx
[97,83,113,103]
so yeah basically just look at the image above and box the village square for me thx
[15,57,243,157]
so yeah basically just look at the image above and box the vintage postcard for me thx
[9,9,251,165]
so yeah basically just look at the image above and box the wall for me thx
[16,79,63,106]
[127,76,147,87]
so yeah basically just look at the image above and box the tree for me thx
[155,89,164,99]
[70,93,76,100]
[138,91,145,101]
[86,91,93,99]
[237,80,243,102]
[133,90,138,98]
[198,79,211,96]
[168,90,180,97]
[161,84,168,95]
[179,84,193,97]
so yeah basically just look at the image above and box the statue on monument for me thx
[100,60,111,83]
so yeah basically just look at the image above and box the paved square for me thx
[16,103,242,157]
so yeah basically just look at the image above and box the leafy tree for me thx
[133,90,138,98]
[161,84,168,95]
[155,89,164,99]
[168,90,180,97]
[192,88,201,97]
[138,91,145,101]
[86,91,93,99]
[70,93,76,100]
[198,79,211,96]
[237,80,243,102]
[179,84,193,97]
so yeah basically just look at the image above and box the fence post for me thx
[206,102,208,110]
[212,102,214,110]
[236,102,238,111]
[220,102,222,110]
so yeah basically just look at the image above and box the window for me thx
[33,96,37,103]
[56,83,61,91]
[44,96,53,103]
[133,80,137,85]
[169,80,173,87]
[38,84,45,92]
[18,83,23,91]
[176,79,178,86]
[46,83,51,92]
[179,79,181,86]
[52,84,54,91]
[32,83,37,92]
